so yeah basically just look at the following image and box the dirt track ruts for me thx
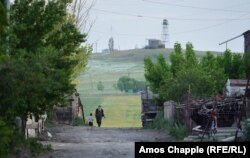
[38,125,173,158]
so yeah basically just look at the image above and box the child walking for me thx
[88,113,94,129]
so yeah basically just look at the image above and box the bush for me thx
[147,111,187,140]
[243,120,250,141]
[169,122,187,140]
[72,117,85,126]
[0,118,15,157]
[24,138,52,155]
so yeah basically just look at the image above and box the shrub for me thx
[0,118,14,157]
[243,120,250,141]
[72,117,85,126]
[147,111,187,140]
[24,138,52,155]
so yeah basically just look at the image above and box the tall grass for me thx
[148,111,187,140]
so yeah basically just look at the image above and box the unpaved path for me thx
[39,125,173,158]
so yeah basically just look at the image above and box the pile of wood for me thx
[190,97,244,128]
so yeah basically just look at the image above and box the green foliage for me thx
[144,54,171,93]
[220,49,245,79]
[97,81,104,91]
[72,117,85,126]
[0,0,90,156]
[147,112,187,140]
[0,0,7,35]
[185,42,198,67]
[0,118,14,157]
[23,138,52,156]
[117,76,146,93]
[144,42,245,102]
[170,42,184,77]
[169,122,187,140]
[243,120,250,141]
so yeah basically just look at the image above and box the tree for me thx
[201,52,227,93]
[117,76,136,92]
[144,54,171,93]
[144,42,231,102]
[97,81,104,92]
[170,42,184,77]
[0,0,90,133]
[223,49,233,77]
[185,42,198,67]
[69,0,95,34]
[0,0,7,35]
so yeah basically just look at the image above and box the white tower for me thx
[161,19,169,47]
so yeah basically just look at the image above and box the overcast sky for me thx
[85,0,250,53]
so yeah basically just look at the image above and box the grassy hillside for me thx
[76,48,218,96]
[76,48,220,127]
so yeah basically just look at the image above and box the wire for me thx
[142,0,250,14]
[92,8,250,21]
[91,30,161,37]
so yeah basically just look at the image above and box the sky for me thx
[85,0,250,53]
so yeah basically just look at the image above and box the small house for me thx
[145,39,165,49]
[225,79,247,97]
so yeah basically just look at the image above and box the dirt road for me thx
[39,125,173,158]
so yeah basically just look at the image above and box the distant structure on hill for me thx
[145,19,169,49]
[145,39,165,49]
[108,37,114,53]
[161,19,169,46]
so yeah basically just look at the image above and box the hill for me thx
[76,48,220,96]
[76,48,221,127]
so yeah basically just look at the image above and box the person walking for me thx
[88,113,94,129]
[95,105,105,127]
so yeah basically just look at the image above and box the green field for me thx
[76,48,219,127]
[82,95,141,127]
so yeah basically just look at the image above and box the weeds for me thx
[72,117,85,126]
[243,120,250,141]
[147,111,187,140]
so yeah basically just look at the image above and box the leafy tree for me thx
[97,81,104,92]
[201,52,227,93]
[144,54,171,93]
[144,42,233,102]
[231,53,244,79]
[223,49,233,77]
[170,42,184,77]
[0,0,90,133]
[0,0,7,35]
[185,42,198,67]
[117,76,136,92]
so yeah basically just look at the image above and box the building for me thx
[54,90,85,125]
[225,79,247,97]
[145,39,165,49]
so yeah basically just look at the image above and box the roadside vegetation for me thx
[144,42,250,139]
[0,0,90,157]
[148,112,187,140]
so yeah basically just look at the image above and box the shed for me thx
[146,39,165,49]
[225,79,247,97]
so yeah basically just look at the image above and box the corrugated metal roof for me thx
[229,79,247,86]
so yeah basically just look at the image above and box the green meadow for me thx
[76,48,217,127]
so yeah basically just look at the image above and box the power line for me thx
[142,0,250,14]
[91,11,250,37]
[91,30,161,37]
[92,8,250,21]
